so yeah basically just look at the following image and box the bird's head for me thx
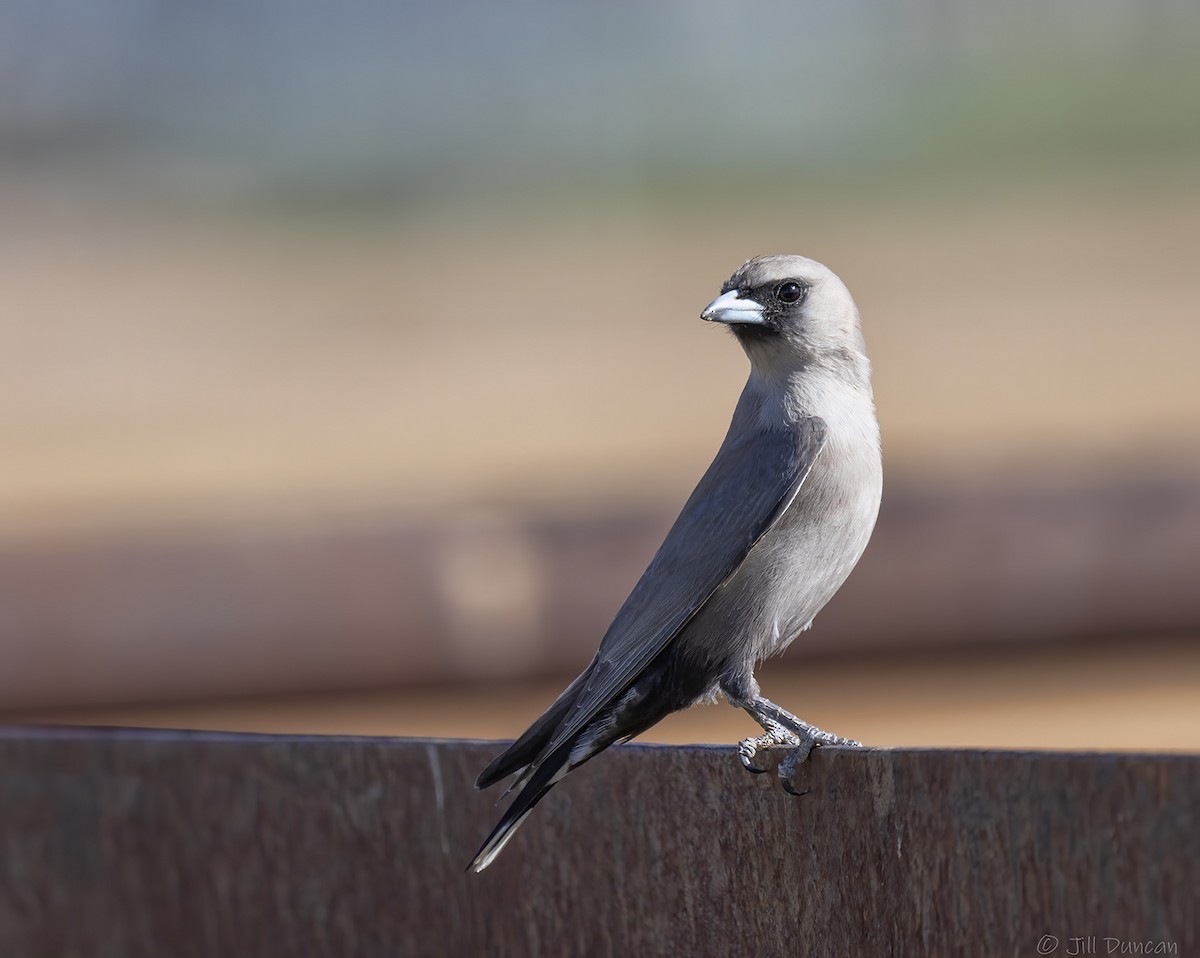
[701,254,868,381]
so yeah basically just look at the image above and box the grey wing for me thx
[538,415,828,762]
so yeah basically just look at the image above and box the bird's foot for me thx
[735,693,863,783]
[776,725,863,795]
[738,722,801,773]
[746,697,861,751]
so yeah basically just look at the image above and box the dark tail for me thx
[467,741,573,873]
[475,662,592,791]
[469,658,683,871]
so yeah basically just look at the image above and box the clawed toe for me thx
[738,725,801,773]
[777,734,864,793]
[777,741,815,788]
[738,738,771,773]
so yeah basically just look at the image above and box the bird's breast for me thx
[728,423,882,665]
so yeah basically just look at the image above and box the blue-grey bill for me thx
[701,289,766,325]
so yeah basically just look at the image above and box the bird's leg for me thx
[746,695,862,751]
[722,674,861,773]
[740,695,862,774]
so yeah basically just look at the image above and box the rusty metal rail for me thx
[1,728,1195,956]
[5,467,1200,712]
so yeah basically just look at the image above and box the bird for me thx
[468,254,882,873]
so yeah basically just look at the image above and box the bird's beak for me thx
[701,289,766,325]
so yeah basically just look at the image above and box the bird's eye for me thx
[776,281,806,304]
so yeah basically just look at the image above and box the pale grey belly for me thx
[675,447,882,684]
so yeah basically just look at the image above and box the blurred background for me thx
[2,0,1198,751]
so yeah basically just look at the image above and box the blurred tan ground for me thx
[2,177,1198,535]
[15,636,1200,753]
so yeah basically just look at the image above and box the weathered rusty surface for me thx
[3,468,1200,711]
[0,728,1195,956]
